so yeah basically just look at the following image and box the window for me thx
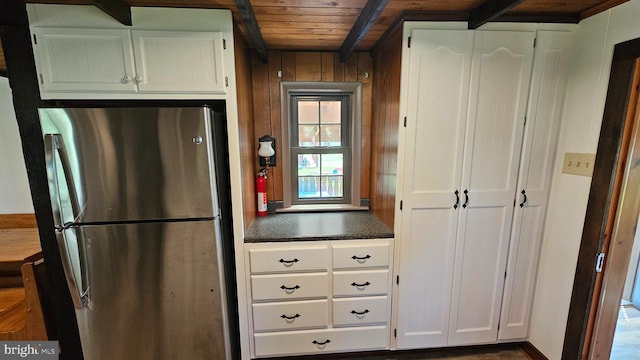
[281,82,362,210]
[292,96,350,203]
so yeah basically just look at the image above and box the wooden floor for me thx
[264,345,532,360]
[340,347,531,360]
[611,304,640,360]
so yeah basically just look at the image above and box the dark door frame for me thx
[562,36,640,360]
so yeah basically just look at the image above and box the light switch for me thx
[562,152,596,177]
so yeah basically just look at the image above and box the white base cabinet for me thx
[395,26,570,349]
[245,239,393,358]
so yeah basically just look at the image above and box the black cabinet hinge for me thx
[533,38,537,48]
[403,116,407,127]
[33,34,37,45]
[394,329,397,338]
[400,200,403,210]
[396,275,399,285]
[408,37,411,48]
[223,39,227,50]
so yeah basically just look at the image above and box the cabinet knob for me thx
[135,75,143,83]
[123,75,132,83]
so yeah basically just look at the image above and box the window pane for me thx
[320,125,341,146]
[321,154,343,175]
[299,125,319,147]
[298,101,319,124]
[321,176,343,198]
[298,176,320,198]
[298,154,320,175]
[320,101,341,124]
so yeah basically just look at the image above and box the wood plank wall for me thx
[250,51,373,203]
[0,38,5,73]
[0,214,37,229]
[233,29,257,231]
[370,29,402,229]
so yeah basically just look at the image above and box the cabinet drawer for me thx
[332,242,391,269]
[249,246,329,273]
[252,273,328,301]
[333,296,388,327]
[253,326,388,357]
[253,300,328,332]
[333,270,389,297]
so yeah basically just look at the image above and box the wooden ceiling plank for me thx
[90,0,132,25]
[581,0,629,19]
[339,0,390,63]
[468,0,527,29]
[234,0,268,63]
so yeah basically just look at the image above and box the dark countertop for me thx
[244,211,394,242]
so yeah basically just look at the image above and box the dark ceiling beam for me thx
[90,0,132,26]
[339,0,390,63]
[234,0,268,63]
[468,0,526,29]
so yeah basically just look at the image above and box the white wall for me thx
[529,1,640,358]
[0,77,33,213]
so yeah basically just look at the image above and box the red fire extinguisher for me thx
[257,169,268,216]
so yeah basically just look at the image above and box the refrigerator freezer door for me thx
[75,220,226,360]
[39,107,214,223]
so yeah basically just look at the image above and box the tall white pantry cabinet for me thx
[393,25,571,349]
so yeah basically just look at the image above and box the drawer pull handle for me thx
[280,285,300,291]
[351,255,371,261]
[279,258,299,265]
[312,339,331,346]
[351,281,371,287]
[280,313,301,320]
[350,309,370,315]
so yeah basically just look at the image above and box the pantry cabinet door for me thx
[499,31,571,340]
[395,29,473,349]
[131,31,226,94]
[33,27,137,95]
[449,31,535,346]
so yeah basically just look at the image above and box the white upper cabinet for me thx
[33,27,137,93]
[31,27,227,99]
[498,31,571,341]
[131,31,225,94]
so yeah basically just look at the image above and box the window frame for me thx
[290,95,351,205]
[280,82,363,210]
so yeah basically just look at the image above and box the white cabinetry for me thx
[396,28,568,349]
[131,31,225,93]
[32,28,137,93]
[32,27,227,98]
[246,239,393,358]
[498,31,571,340]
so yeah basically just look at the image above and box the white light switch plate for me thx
[562,152,596,177]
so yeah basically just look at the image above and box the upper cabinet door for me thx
[449,30,535,346]
[395,29,473,350]
[131,31,226,94]
[33,28,137,94]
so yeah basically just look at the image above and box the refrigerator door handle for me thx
[44,134,90,309]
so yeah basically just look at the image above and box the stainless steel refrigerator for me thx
[39,107,234,359]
